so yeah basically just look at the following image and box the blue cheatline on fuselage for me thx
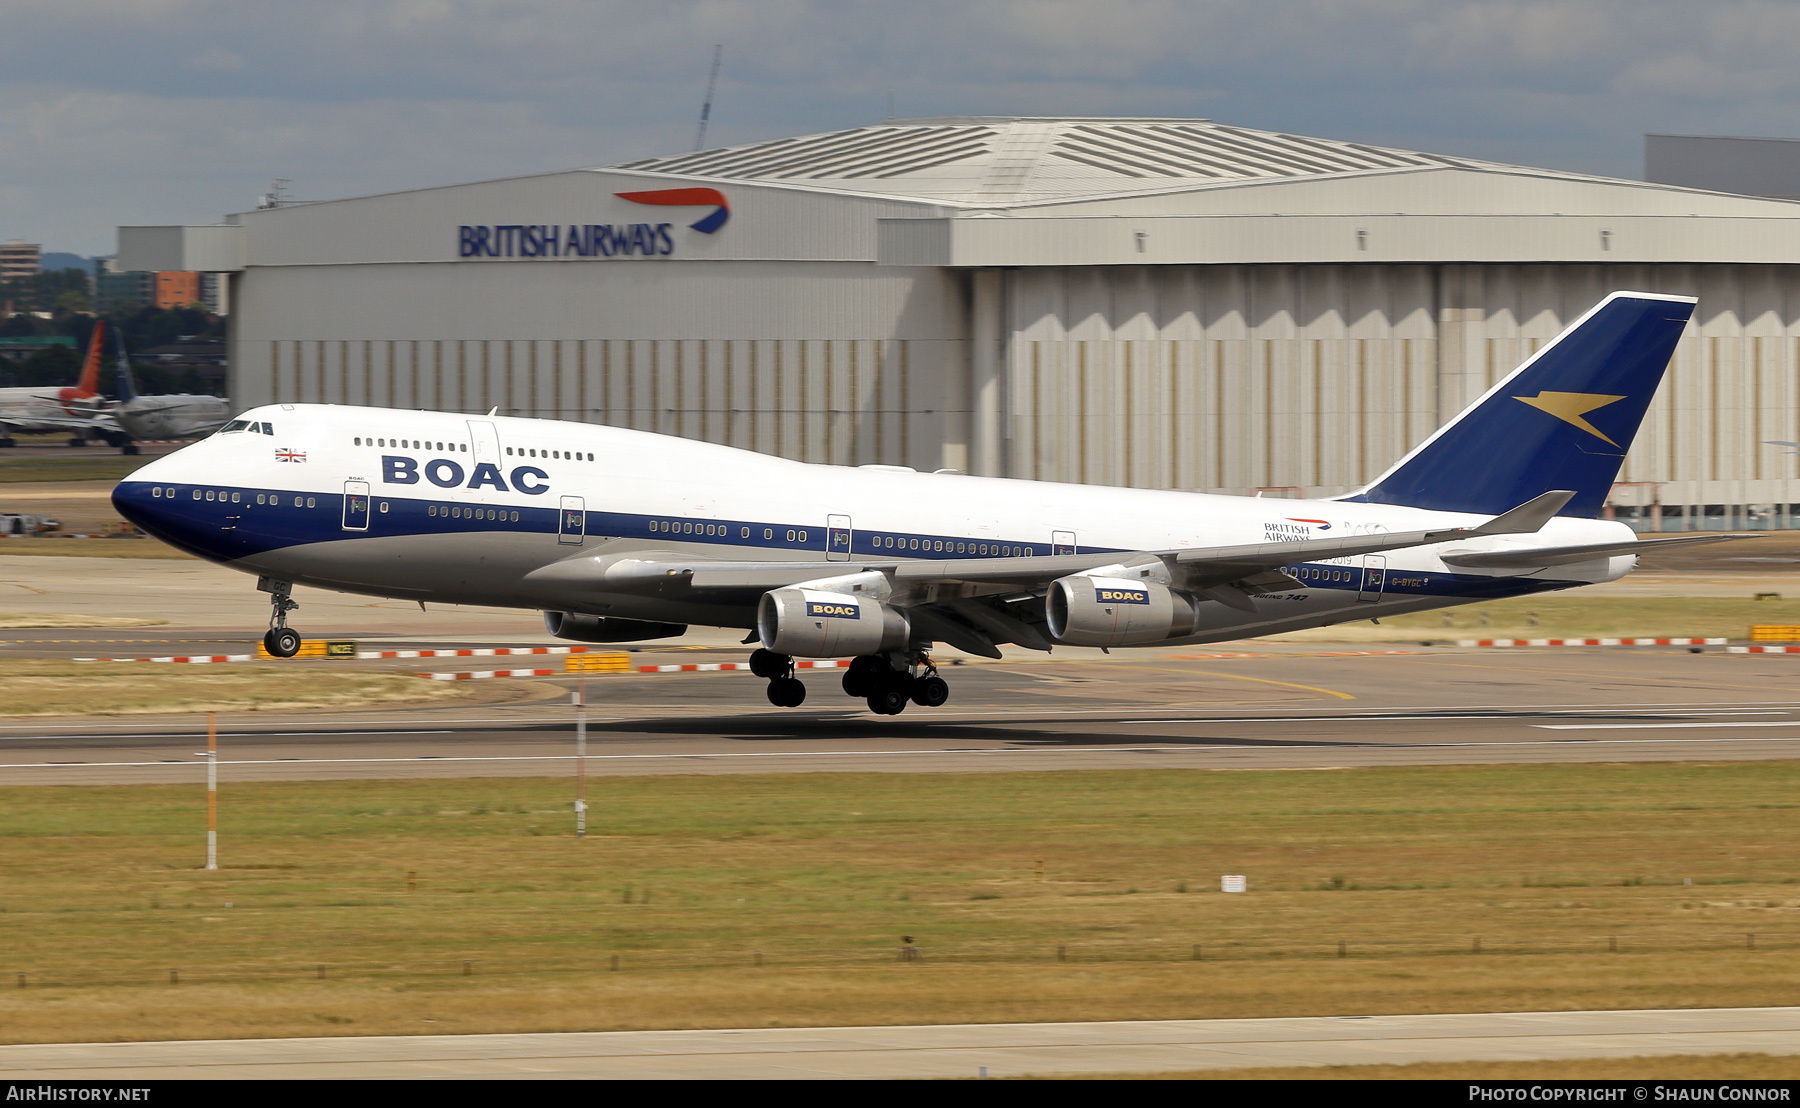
[109,479,1581,607]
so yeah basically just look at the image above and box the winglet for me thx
[1470,490,1576,536]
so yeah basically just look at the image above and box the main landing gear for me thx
[750,648,952,714]
[260,579,302,658]
[751,648,807,707]
[842,652,948,716]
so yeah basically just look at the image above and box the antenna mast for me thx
[693,44,723,151]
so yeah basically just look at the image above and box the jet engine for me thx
[757,587,910,658]
[543,611,687,642]
[1045,575,1199,647]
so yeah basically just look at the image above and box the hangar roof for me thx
[618,116,1649,208]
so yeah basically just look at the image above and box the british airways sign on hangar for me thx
[457,188,731,259]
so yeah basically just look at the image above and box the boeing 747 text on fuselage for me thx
[112,292,1728,712]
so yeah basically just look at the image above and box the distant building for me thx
[152,271,201,310]
[120,116,1800,530]
[200,271,229,316]
[0,240,41,283]
[1645,134,1800,199]
[0,336,76,363]
[96,267,151,313]
[135,336,227,389]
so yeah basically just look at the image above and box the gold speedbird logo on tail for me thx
[1513,391,1627,446]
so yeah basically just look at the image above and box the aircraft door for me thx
[1357,555,1386,602]
[826,514,852,561]
[467,420,501,464]
[342,480,370,532]
[559,495,586,545]
[1052,530,1077,556]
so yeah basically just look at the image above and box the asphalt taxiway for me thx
[6,643,1800,784]
[4,1008,1797,1078]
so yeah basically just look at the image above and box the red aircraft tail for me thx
[73,320,105,398]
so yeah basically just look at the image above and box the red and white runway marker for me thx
[1457,637,1726,648]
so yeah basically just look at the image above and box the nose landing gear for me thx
[751,647,807,707]
[259,577,302,658]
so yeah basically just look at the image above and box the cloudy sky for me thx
[6,0,1800,256]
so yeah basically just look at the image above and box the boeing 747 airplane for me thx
[112,292,1728,713]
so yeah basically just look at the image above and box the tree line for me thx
[1,274,226,396]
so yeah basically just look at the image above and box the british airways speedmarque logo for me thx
[615,188,731,234]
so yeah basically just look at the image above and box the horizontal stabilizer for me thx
[1441,532,1760,570]
[1469,490,1575,535]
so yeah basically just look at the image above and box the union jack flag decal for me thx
[276,448,306,463]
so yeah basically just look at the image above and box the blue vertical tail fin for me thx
[1346,291,1695,518]
[113,329,137,402]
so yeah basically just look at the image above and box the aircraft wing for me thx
[1439,531,1759,570]
[527,492,1575,656]
[0,412,116,433]
[649,488,1574,592]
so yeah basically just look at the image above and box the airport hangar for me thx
[120,116,1800,532]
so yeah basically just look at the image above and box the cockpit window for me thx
[220,420,251,434]
[258,422,273,434]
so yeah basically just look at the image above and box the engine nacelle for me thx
[1045,575,1199,647]
[543,611,687,643]
[758,587,911,658]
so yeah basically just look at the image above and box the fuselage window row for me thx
[427,505,520,522]
[869,534,1033,557]
[355,437,469,453]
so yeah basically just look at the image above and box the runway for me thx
[4,1007,1797,1078]
[7,645,1800,783]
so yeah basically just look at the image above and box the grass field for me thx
[0,451,153,484]
[0,660,469,715]
[1069,1053,1800,1079]
[4,763,1800,1046]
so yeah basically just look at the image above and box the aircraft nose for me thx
[112,454,215,557]
[112,470,176,537]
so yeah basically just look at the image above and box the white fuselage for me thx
[112,404,1635,646]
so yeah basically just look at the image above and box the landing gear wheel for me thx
[67,435,86,447]
[749,648,790,679]
[263,582,301,658]
[122,443,140,456]
[867,687,909,715]
[912,675,950,707]
[766,676,807,707]
[265,627,301,658]
[842,655,886,698]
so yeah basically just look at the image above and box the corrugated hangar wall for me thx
[228,260,974,474]
[1004,262,1800,523]
[228,258,1800,524]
